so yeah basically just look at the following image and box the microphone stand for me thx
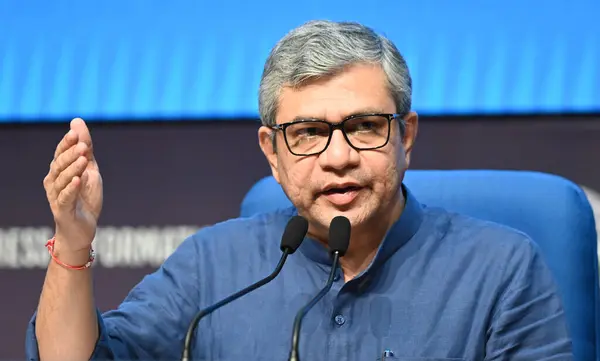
[288,250,341,361]
[181,248,292,361]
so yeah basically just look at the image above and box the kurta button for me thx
[334,314,346,325]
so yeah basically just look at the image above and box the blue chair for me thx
[240,169,599,361]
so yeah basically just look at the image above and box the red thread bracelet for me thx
[45,237,96,270]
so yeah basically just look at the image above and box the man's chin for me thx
[313,203,367,227]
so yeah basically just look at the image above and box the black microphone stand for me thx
[181,248,292,361]
[288,250,341,361]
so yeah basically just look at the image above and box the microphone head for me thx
[280,215,309,254]
[328,216,351,256]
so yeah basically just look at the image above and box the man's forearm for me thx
[35,247,98,361]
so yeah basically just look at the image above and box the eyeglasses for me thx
[271,113,403,156]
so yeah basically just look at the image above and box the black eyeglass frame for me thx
[270,113,405,156]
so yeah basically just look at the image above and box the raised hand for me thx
[43,118,103,254]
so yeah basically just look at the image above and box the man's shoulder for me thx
[418,205,551,294]
[421,205,539,258]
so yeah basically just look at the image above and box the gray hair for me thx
[258,20,412,130]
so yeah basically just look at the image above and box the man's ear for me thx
[401,111,419,167]
[258,126,280,183]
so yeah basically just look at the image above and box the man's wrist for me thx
[50,237,94,267]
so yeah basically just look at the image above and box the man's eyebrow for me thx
[289,108,388,123]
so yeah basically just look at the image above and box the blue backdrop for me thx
[0,0,598,121]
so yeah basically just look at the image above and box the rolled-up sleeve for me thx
[25,234,200,361]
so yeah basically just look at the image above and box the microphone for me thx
[181,215,309,361]
[288,215,351,361]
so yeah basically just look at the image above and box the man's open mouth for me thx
[322,186,362,195]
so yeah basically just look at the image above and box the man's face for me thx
[259,64,418,237]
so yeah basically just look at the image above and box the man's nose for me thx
[318,129,359,170]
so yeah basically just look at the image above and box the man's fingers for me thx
[49,142,88,181]
[43,173,58,203]
[70,118,94,160]
[53,156,88,195]
[54,129,79,159]
[46,118,90,210]
[56,176,81,210]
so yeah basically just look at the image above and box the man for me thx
[27,20,572,361]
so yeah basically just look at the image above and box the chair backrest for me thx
[240,169,599,361]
